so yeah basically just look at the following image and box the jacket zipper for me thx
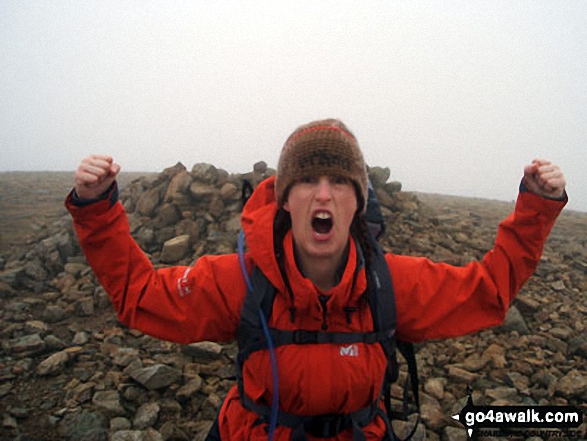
[318,295,329,330]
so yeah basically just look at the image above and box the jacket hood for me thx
[240,176,286,293]
[240,176,367,312]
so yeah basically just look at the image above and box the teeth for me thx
[315,212,331,219]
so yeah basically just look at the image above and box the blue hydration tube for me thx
[238,230,279,441]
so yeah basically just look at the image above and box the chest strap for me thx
[238,327,395,362]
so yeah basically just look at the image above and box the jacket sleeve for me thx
[65,187,245,343]
[390,189,567,343]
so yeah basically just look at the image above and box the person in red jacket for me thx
[67,119,566,441]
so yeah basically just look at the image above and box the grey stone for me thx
[181,341,223,363]
[92,390,127,416]
[176,376,203,401]
[136,187,163,217]
[160,235,191,263]
[191,163,219,183]
[58,410,108,441]
[129,364,182,390]
[164,171,193,203]
[72,331,90,345]
[253,161,267,174]
[0,267,25,286]
[37,350,70,376]
[385,180,402,193]
[43,305,68,323]
[189,182,216,200]
[368,166,391,186]
[5,333,46,357]
[555,370,587,399]
[442,425,468,441]
[496,305,529,334]
[110,417,132,431]
[133,402,160,429]
[423,377,445,401]
[75,296,95,317]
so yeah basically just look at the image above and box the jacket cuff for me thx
[517,179,567,217]
[65,182,119,213]
[519,179,567,202]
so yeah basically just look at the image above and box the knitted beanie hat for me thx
[275,119,368,212]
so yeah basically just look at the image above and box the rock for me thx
[200,393,222,420]
[253,161,268,174]
[0,280,18,298]
[72,331,90,345]
[58,410,109,441]
[423,378,445,401]
[496,305,529,334]
[37,350,70,376]
[75,296,95,317]
[385,180,402,193]
[208,197,225,218]
[191,163,219,183]
[551,280,566,291]
[368,166,390,187]
[189,182,216,200]
[153,203,181,228]
[442,426,467,441]
[568,334,587,358]
[420,400,447,431]
[43,305,68,323]
[129,364,182,390]
[164,171,193,203]
[447,366,480,384]
[160,235,191,263]
[181,341,223,363]
[220,183,238,201]
[555,370,587,399]
[514,294,540,314]
[111,417,132,431]
[92,390,127,416]
[133,402,160,430]
[24,320,50,335]
[176,376,203,402]
[111,430,164,441]
[4,333,46,357]
[0,267,25,286]
[136,187,163,217]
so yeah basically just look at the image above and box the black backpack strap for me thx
[241,179,255,210]
[364,234,421,441]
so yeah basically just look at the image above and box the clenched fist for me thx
[523,159,566,200]
[74,155,121,200]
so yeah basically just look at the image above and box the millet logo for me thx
[340,344,359,357]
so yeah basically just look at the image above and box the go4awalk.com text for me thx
[451,391,583,438]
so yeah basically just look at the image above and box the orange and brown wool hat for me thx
[275,119,368,212]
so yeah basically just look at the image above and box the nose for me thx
[315,177,332,201]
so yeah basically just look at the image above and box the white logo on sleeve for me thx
[340,344,359,357]
[177,268,192,297]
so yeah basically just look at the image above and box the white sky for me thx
[1,1,586,211]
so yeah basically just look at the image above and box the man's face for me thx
[283,175,358,267]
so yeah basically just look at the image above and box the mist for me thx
[1,1,585,211]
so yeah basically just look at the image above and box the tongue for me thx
[312,218,332,234]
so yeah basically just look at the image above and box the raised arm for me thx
[391,159,567,342]
[66,156,243,344]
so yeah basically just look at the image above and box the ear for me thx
[283,199,290,212]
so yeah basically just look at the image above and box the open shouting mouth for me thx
[312,211,333,235]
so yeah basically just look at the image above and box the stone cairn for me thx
[0,162,585,441]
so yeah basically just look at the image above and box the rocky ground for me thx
[0,166,585,441]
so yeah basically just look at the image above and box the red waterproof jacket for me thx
[66,176,566,440]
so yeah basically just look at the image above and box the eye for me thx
[332,176,350,185]
[300,176,318,184]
